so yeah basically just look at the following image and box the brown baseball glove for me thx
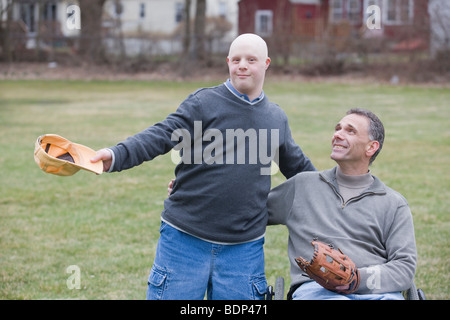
[295,240,360,295]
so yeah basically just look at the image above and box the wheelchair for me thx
[403,282,426,300]
[265,277,285,300]
[265,277,426,300]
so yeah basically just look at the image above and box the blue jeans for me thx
[292,281,404,300]
[146,222,267,300]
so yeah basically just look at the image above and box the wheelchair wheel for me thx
[274,277,285,300]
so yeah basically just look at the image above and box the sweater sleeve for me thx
[109,94,202,172]
[277,114,316,179]
[357,201,417,294]
[267,175,296,226]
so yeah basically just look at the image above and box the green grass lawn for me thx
[0,79,448,300]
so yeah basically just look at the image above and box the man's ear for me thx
[366,140,380,157]
[265,57,271,70]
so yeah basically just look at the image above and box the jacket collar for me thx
[224,79,265,105]
[319,166,387,195]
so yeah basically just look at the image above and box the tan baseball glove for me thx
[295,240,360,295]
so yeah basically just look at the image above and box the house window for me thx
[43,2,57,21]
[114,1,123,17]
[330,0,344,22]
[347,0,361,24]
[385,0,413,25]
[20,3,36,33]
[331,0,362,24]
[139,3,145,19]
[255,10,273,37]
[218,1,227,19]
[175,2,184,23]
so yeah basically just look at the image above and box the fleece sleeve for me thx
[357,202,417,294]
[267,176,296,226]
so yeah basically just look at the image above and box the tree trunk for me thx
[193,0,206,62]
[182,0,191,57]
[0,0,13,62]
[78,0,106,63]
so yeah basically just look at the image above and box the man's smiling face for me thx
[331,113,376,173]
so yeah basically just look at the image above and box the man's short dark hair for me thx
[347,108,385,165]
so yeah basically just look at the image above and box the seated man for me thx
[267,108,417,300]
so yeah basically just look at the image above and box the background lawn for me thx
[0,79,448,299]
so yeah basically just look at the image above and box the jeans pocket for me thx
[251,274,267,300]
[159,221,168,233]
[147,264,168,300]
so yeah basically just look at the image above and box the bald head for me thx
[228,33,269,61]
[227,34,271,101]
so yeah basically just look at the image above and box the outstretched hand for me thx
[91,149,113,172]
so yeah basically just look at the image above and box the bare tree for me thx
[78,0,106,62]
[182,0,192,58]
[0,0,13,62]
[272,0,292,67]
[193,0,206,62]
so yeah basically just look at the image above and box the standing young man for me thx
[91,34,315,299]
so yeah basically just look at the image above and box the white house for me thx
[1,0,238,54]
[104,0,238,41]
[102,0,239,55]
[1,0,79,49]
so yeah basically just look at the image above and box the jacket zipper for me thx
[324,179,378,209]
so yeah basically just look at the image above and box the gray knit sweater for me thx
[109,83,315,243]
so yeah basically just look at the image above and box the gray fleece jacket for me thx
[267,167,417,294]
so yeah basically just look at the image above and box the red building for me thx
[238,0,429,51]
[239,0,327,39]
